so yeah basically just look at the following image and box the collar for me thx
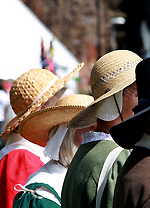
[81,131,113,144]
[135,132,150,149]
[27,160,67,182]
[0,134,49,163]
[25,160,67,194]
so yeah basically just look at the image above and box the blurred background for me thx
[0,0,149,147]
[22,0,150,94]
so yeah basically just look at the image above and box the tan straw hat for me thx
[68,50,142,129]
[18,94,94,146]
[1,62,84,140]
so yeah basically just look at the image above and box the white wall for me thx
[0,0,79,92]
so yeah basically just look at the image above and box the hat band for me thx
[17,76,59,116]
[31,76,58,106]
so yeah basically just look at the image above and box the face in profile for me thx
[121,82,138,121]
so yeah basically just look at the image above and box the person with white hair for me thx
[13,94,96,207]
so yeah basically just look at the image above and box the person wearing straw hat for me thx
[110,57,150,208]
[12,94,95,208]
[61,50,142,208]
[0,63,83,208]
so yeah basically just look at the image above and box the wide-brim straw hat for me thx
[18,94,94,146]
[1,63,84,141]
[68,50,142,129]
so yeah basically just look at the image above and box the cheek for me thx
[123,88,138,110]
[73,129,87,147]
[73,136,83,148]
[73,134,83,148]
[122,82,138,119]
[122,95,138,119]
[129,96,138,109]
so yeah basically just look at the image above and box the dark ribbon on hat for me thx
[132,99,150,114]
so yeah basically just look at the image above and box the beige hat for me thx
[68,50,142,129]
[1,62,84,140]
[18,94,94,146]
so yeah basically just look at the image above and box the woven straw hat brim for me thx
[68,75,137,129]
[2,117,18,143]
[0,62,84,140]
[19,105,87,146]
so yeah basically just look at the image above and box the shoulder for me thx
[13,182,61,208]
[115,148,150,195]
[113,148,132,168]
[0,149,44,172]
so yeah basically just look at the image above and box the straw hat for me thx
[1,62,84,140]
[18,94,94,146]
[110,57,150,149]
[68,50,142,129]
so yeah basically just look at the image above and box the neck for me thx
[95,116,122,134]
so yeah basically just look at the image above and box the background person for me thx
[0,82,9,149]
[110,57,150,208]
[13,94,95,208]
[61,50,142,208]
[0,64,82,208]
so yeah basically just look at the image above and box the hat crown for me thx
[90,50,142,100]
[10,68,56,116]
[55,94,94,107]
[1,63,84,139]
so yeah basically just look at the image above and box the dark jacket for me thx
[113,146,150,208]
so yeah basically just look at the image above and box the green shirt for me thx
[61,140,131,208]
[13,182,61,208]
